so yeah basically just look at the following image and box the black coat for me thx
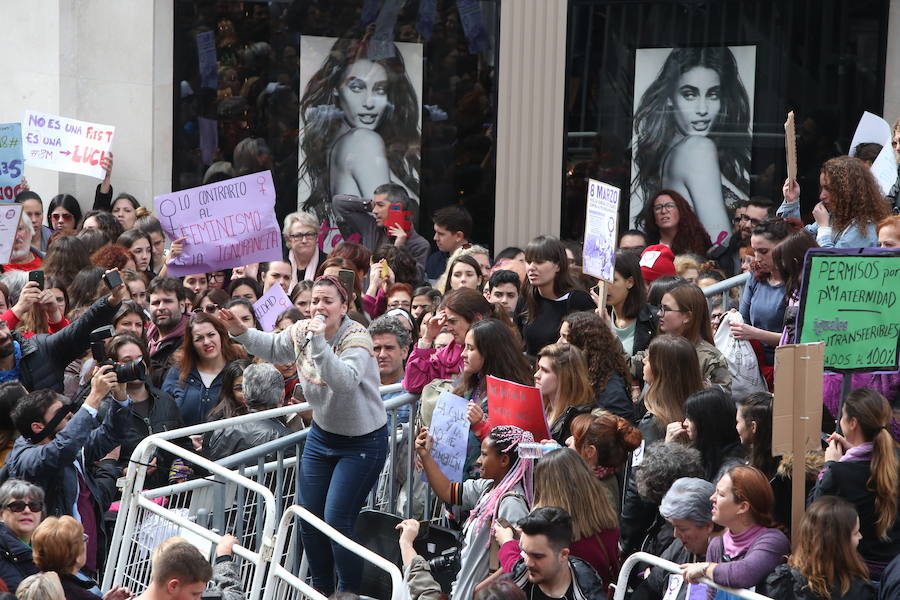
[594,372,634,422]
[619,412,667,557]
[765,565,875,600]
[203,415,293,463]
[511,555,606,599]
[632,304,659,355]
[880,554,900,600]
[58,571,101,599]
[0,521,38,591]
[13,295,118,393]
[811,454,900,578]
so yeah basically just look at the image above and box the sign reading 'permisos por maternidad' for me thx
[796,248,900,372]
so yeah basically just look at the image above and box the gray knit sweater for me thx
[234,316,387,436]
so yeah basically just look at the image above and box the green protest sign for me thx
[796,248,900,372]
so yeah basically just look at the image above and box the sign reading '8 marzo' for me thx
[797,249,900,372]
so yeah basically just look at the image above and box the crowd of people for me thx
[0,144,895,600]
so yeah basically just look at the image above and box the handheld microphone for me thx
[303,315,326,347]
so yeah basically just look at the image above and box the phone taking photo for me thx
[28,270,44,291]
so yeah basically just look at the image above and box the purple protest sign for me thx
[155,170,282,277]
[252,283,293,332]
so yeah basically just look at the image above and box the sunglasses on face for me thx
[4,500,43,513]
[193,304,219,314]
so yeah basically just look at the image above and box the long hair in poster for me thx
[630,46,756,245]
[298,36,423,251]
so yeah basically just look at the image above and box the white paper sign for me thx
[583,179,620,283]
[429,391,470,483]
[252,282,293,332]
[849,111,897,195]
[22,110,115,180]
[0,204,24,264]
[663,574,684,600]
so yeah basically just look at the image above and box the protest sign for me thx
[429,392,469,483]
[486,376,551,441]
[22,111,114,180]
[796,248,900,372]
[784,111,796,184]
[848,112,897,195]
[196,31,218,90]
[155,170,282,277]
[0,124,25,201]
[253,283,292,332]
[583,179,619,283]
[0,204,23,264]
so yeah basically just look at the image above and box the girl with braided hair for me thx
[415,425,534,600]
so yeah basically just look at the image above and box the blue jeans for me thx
[299,422,388,594]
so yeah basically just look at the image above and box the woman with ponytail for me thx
[403,288,514,394]
[415,425,533,600]
[812,388,900,580]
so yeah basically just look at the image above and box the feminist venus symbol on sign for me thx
[155,170,283,277]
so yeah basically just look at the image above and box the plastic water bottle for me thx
[518,441,562,459]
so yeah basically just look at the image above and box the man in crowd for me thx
[426,205,473,281]
[146,277,188,387]
[203,362,292,461]
[619,229,648,252]
[714,197,773,276]
[6,368,131,576]
[333,183,431,280]
[368,315,411,421]
[136,539,213,600]
[259,260,293,294]
[486,269,521,316]
[0,272,125,392]
[3,215,42,272]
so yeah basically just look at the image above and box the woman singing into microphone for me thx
[216,275,387,595]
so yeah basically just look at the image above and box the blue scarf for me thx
[0,341,23,384]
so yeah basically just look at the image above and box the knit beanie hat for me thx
[640,244,676,282]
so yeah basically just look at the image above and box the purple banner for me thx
[253,282,293,332]
[155,170,282,277]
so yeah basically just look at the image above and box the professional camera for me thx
[427,548,460,574]
[89,326,147,383]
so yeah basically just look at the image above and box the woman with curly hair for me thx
[298,36,420,249]
[89,243,136,272]
[766,496,875,600]
[779,156,890,248]
[559,311,633,421]
[632,47,751,244]
[371,244,420,288]
[635,190,713,256]
[41,235,91,290]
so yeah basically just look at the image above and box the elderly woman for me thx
[31,516,129,600]
[283,211,327,288]
[632,478,719,600]
[16,571,66,600]
[203,363,292,462]
[0,480,43,590]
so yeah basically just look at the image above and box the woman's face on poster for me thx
[670,66,721,136]
[338,59,389,130]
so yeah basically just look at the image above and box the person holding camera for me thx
[4,366,133,577]
[0,268,127,392]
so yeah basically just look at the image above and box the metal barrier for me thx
[612,552,773,600]
[702,272,749,298]
[262,505,410,600]
[104,386,420,598]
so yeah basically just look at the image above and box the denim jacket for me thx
[777,200,878,248]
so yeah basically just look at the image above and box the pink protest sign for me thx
[252,283,293,331]
[22,111,114,179]
[155,170,282,276]
[486,376,551,441]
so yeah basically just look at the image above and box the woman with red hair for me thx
[680,465,789,593]
[636,190,713,256]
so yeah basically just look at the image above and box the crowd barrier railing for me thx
[702,272,750,298]
[262,504,410,600]
[104,386,420,597]
[612,552,774,600]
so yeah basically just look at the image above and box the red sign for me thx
[486,376,551,441]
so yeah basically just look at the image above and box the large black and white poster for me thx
[630,46,756,244]
[298,36,423,251]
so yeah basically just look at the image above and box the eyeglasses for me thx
[657,305,688,316]
[83,533,89,544]
[51,213,74,221]
[194,304,219,314]
[208,272,225,282]
[733,214,762,226]
[288,232,318,241]
[4,500,43,513]
[653,202,677,213]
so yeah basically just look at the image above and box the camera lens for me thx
[114,359,147,383]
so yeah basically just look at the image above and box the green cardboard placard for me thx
[796,248,900,372]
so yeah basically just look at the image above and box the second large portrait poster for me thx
[297,36,423,251]
[630,46,756,246]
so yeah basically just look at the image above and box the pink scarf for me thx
[289,248,320,289]
[722,525,764,559]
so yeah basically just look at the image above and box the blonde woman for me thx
[534,344,595,444]
[16,572,64,600]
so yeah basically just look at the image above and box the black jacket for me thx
[765,565,875,600]
[511,555,606,599]
[0,521,38,591]
[594,372,634,422]
[619,413,666,557]
[811,454,900,579]
[632,304,658,355]
[880,554,900,600]
[631,538,701,600]
[203,414,293,463]
[58,571,101,599]
[549,403,594,446]
[13,295,119,392]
